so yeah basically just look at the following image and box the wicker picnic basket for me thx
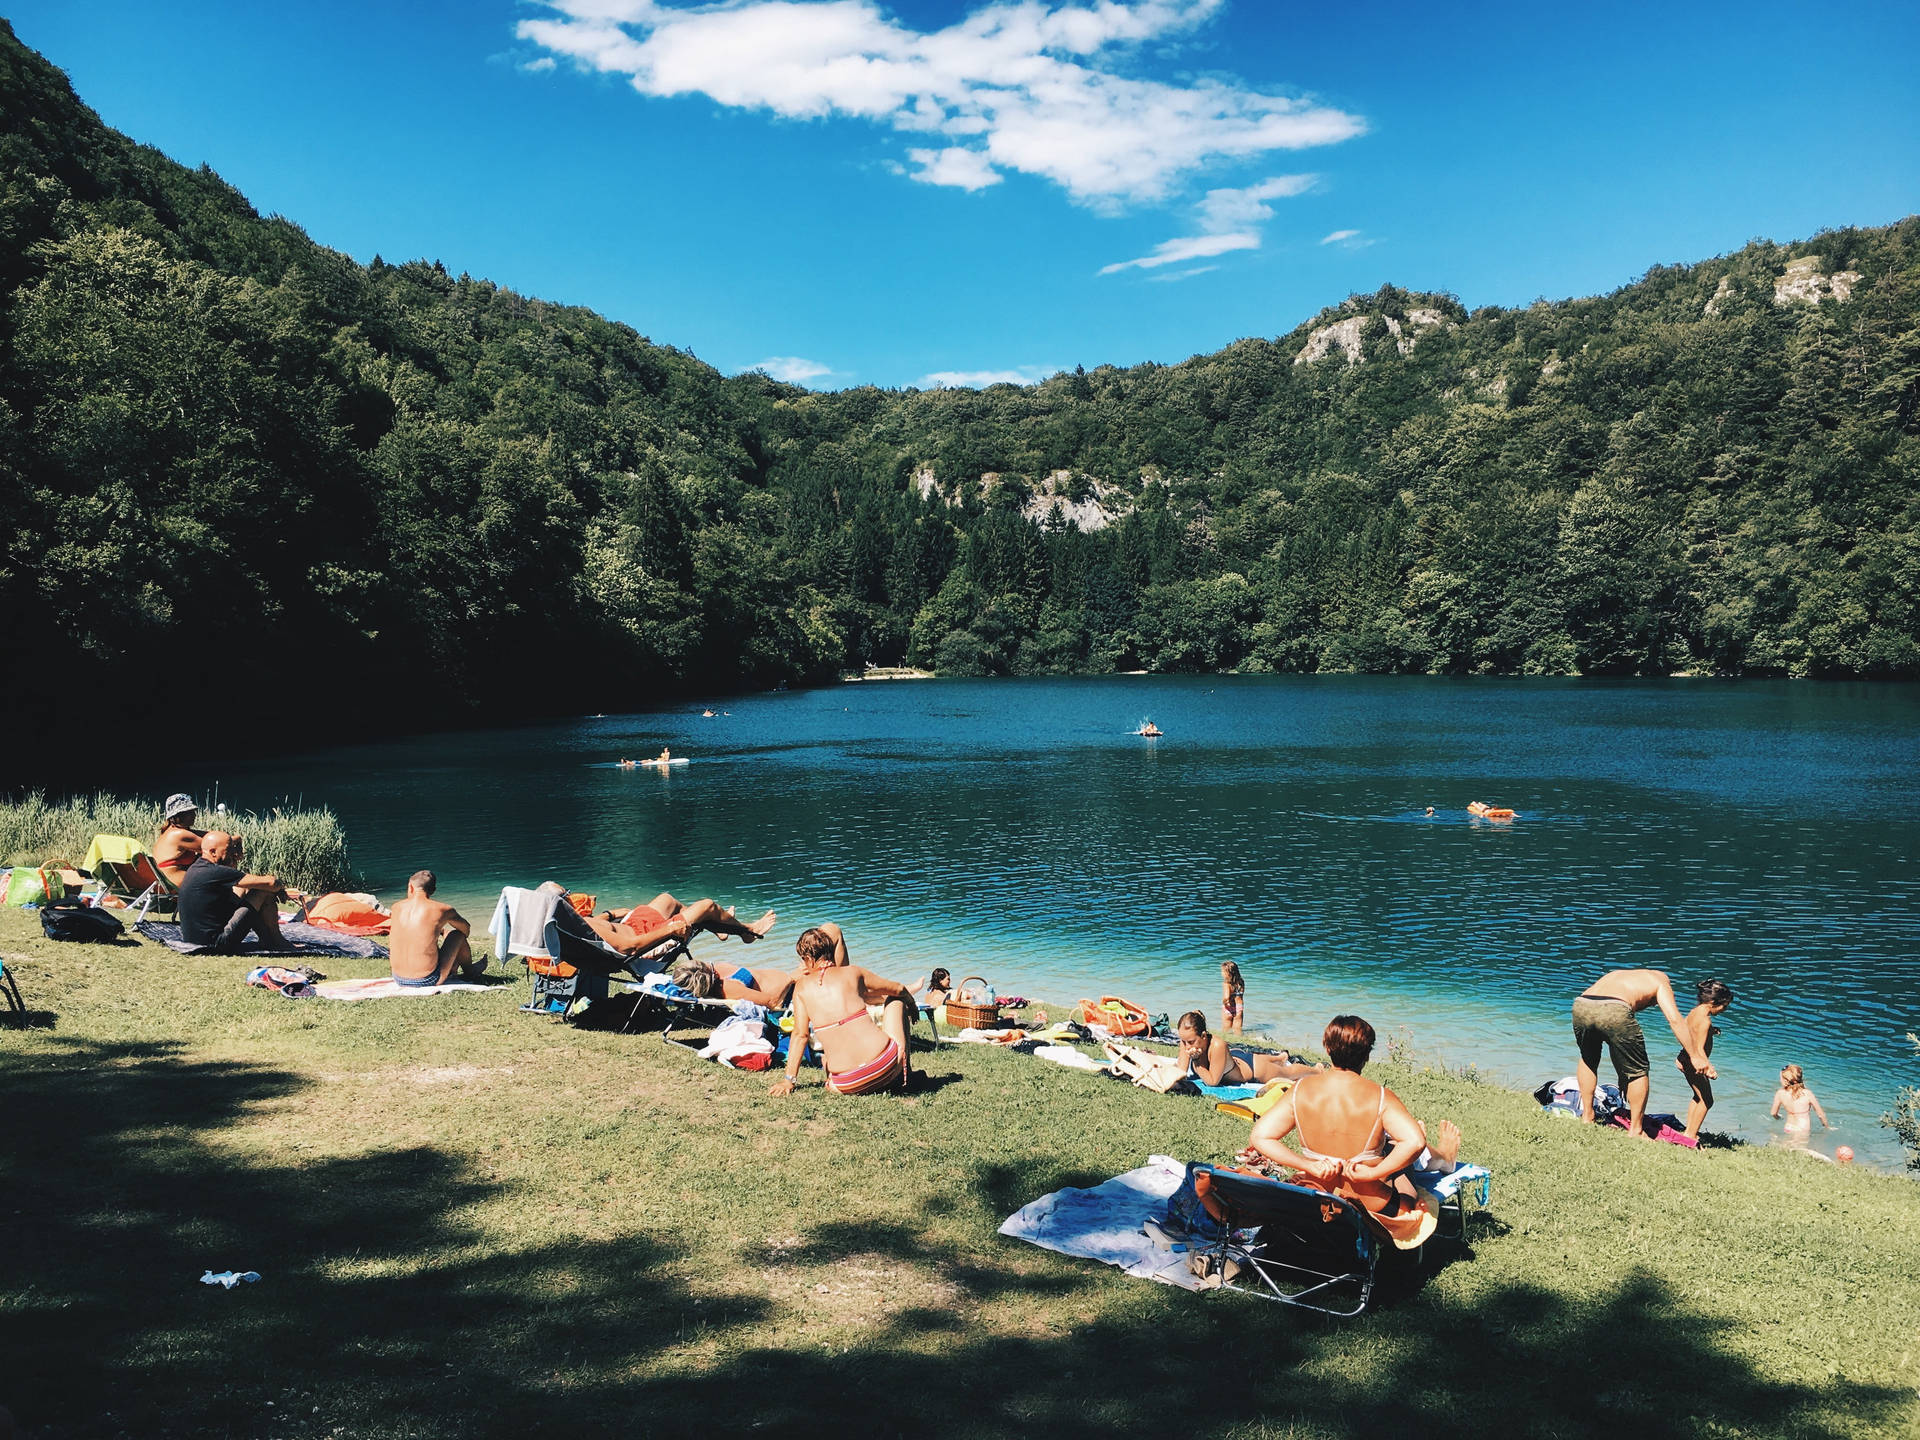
[945,975,1001,1029]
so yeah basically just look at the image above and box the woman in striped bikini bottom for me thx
[768,923,918,1098]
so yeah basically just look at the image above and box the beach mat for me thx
[135,919,384,959]
[998,1155,1207,1291]
[314,976,489,1001]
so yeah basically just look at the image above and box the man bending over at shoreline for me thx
[389,870,483,987]
[1572,968,1715,1141]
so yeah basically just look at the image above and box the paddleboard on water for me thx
[640,758,690,767]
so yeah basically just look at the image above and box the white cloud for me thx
[1195,173,1315,231]
[519,0,1365,205]
[1146,263,1218,282]
[1099,230,1257,273]
[522,55,558,72]
[907,145,1002,190]
[741,355,836,383]
[1320,228,1373,247]
[918,366,1051,388]
[1099,171,1314,275]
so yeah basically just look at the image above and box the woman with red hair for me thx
[1243,1014,1441,1249]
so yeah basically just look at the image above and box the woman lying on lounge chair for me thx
[1242,1014,1446,1249]
[670,956,795,1009]
[1177,1012,1317,1087]
[769,924,916,1097]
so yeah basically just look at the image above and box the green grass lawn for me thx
[2,907,1916,1439]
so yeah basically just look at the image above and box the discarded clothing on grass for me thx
[953,1027,1029,1044]
[247,965,322,998]
[313,976,489,1001]
[1535,1075,1626,1120]
[136,919,383,959]
[697,1013,777,1068]
[1033,1044,1109,1073]
[998,1155,1209,1292]
[1604,1112,1698,1147]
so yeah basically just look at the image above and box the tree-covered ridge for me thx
[1,21,1915,760]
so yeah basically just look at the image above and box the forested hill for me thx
[2,21,1917,763]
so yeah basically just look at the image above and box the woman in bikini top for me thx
[769,924,917,1097]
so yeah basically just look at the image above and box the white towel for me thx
[1034,1044,1109,1073]
[489,886,561,960]
[998,1156,1206,1291]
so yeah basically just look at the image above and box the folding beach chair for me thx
[85,835,179,920]
[1183,1164,1386,1316]
[493,886,693,1025]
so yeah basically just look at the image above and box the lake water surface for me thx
[146,676,1920,1166]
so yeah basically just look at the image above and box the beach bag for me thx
[946,975,1000,1030]
[3,866,66,907]
[40,900,124,943]
[247,965,322,998]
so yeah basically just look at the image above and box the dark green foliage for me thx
[0,21,1915,766]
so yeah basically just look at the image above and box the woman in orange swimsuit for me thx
[769,924,917,1097]
[1243,1014,1442,1249]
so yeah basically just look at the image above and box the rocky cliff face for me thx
[1293,307,1449,366]
[1773,254,1861,306]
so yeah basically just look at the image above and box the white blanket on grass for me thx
[315,977,490,1001]
[997,1155,1206,1291]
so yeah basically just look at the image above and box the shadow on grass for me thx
[0,1040,1902,1440]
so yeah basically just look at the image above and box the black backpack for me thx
[40,900,126,944]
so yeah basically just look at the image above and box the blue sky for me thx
[12,0,1917,389]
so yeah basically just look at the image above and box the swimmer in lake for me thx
[1424,806,1435,817]
[702,709,716,717]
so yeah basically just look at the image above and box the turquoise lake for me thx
[153,676,1920,1166]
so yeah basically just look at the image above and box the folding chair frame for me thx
[1189,1165,1383,1317]
[1,955,25,1028]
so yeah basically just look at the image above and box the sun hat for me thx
[162,793,198,819]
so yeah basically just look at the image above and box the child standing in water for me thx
[1676,978,1733,1139]
[1770,1065,1832,1146]
[1220,961,1246,1036]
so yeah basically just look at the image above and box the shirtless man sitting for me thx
[1572,968,1715,1141]
[388,870,483,987]
[154,794,205,886]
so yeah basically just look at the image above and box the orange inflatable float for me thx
[1080,995,1151,1035]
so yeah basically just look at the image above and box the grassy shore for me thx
[1,907,1915,1439]
[0,792,356,894]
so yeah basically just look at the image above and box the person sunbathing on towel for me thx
[1241,1014,1443,1249]
[1177,1011,1317,1087]
[769,924,917,1097]
[388,870,484,987]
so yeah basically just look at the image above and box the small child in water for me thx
[1676,978,1733,1139]
[1220,960,1246,1036]
[1770,1064,1832,1145]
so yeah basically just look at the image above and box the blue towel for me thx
[1187,1075,1263,1103]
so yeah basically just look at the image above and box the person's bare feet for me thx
[740,909,777,942]
[1430,1119,1462,1168]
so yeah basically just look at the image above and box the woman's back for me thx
[1292,1070,1389,1161]
[794,964,886,1070]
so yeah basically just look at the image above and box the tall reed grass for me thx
[0,792,357,894]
